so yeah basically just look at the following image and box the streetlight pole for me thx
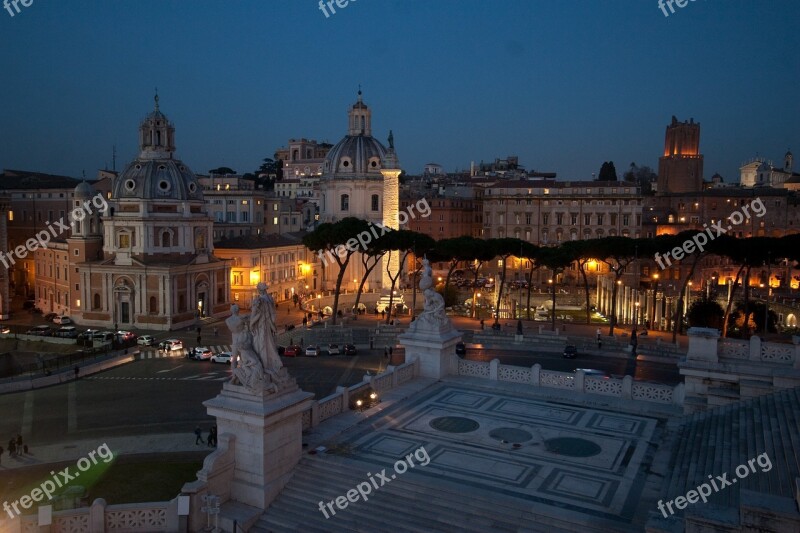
[651,273,659,330]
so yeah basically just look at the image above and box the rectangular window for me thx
[542,214,549,225]
[525,214,532,225]
[226,212,236,222]
[571,214,578,225]
[273,217,278,225]
[623,214,630,226]
[241,212,249,222]
[371,195,379,211]
[556,214,563,225]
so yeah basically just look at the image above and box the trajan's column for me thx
[381,131,401,289]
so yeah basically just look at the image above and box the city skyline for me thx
[1,1,798,181]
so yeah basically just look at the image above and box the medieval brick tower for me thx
[657,116,704,193]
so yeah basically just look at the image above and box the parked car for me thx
[27,325,52,336]
[137,335,156,346]
[159,339,184,351]
[53,315,72,325]
[455,342,466,356]
[211,351,232,364]
[283,345,301,357]
[563,345,578,359]
[43,313,57,322]
[94,331,116,342]
[575,368,608,378]
[117,330,136,341]
[188,347,213,360]
[0,326,10,334]
[54,326,78,338]
[343,344,357,356]
[305,345,320,357]
[327,344,340,355]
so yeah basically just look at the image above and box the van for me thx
[53,315,72,325]
[55,326,78,338]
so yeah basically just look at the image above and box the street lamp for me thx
[651,273,659,330]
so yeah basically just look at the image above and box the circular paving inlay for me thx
[544,437,601,457]
[488,428,534,443]
[429,416,480,433]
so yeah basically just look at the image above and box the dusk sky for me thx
[1,0,798,181]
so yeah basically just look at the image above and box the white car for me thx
[137,335,156,346]
[327,344,340,355]
[53,315,72,325]
[305,345,320,357]
[189,347,213,360]
[211,352,232,364]
[160,339,184,351]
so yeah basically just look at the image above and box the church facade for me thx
[317,91,401,292]
[39,97,231,330]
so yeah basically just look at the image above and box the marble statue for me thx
[250,282,284,373]
[226,304,268,391]
[226,290,292,394]
[408,257,452,334]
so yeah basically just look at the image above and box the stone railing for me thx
[14,498,176,533]
[688,328,800,368]
[456,358,683,405]
[719,338,749,359]
[302,357,420,429]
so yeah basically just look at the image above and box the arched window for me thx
[149,296,157,314]
[161,231,171,248]
[371,194,379,211]
[341,194,350,211]
[93,293,101,310]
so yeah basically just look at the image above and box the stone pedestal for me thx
[398,326,461,379]
[686,327,720,362]
[203,376,314,510]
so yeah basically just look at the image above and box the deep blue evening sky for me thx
[1,1,797,181]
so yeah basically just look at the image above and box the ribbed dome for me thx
[74,180,97,198]
[113,158,203,201]
[323,135,388,178]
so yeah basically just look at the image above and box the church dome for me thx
[322,90,391,178]
[323,135,388,177]
[74,180,97,198]
[111,95,203,202]
[113,158,203,201]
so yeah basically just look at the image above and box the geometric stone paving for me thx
[345,383,662,525]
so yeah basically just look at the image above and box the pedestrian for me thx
[22,444,28,454]
[213,326,218,336]
[287,307,290,315]
[289,337,293,346]
[300,337,304,347]
[596,328,601,341]
[598,339,602,350]
[384,346,389,359]
[389,346,393,358]
[74,366,79,380]
[211,426,217,446]
[16,434,22,448]
[207,428,214,447]
[8,439,15,457]
[480,319,485,330]
[194,426,202,445]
